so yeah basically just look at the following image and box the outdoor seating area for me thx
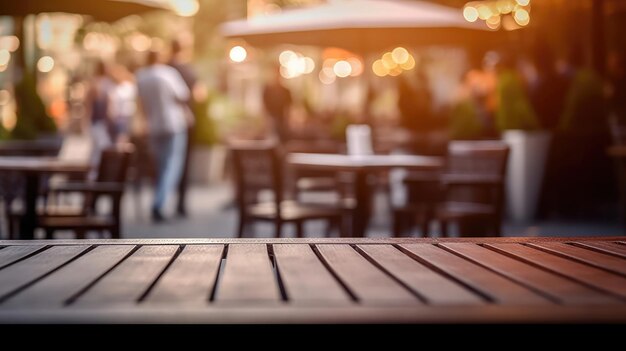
[0,0,625,327]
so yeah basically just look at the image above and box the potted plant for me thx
[189,95,218,184]
[495,69,550,224]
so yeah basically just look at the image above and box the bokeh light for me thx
[171,0,200,17]
[399,55,416,71]
[37,56,55,73]
[463,6,479,22]
[516,0,531,6]
[0,36,20,52]
[0,49,10,66]
[347,57,363,77]
[391,47,410,65]
[382,52,397,70]
[229,46,247,63]
[486,15,501,30]
[477,5,492,20]
[333,60,352,78]
[319,67,336,84]
[372,60,387,77]
[514,8,530,26]
[279,50,297,66]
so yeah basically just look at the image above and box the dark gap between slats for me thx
[0,245,51,271]
[267,244,288,302]
[483,243,626,302]
[310,244,359,303]
[394,244,495,304]
[615,242,626,246]
[208,244,228,302]
[437,243,561,304]
[64,244,140,306]
[351,244,428,304]
[0,245,95,304]
[568,242,626,259]
[137,245,184,303]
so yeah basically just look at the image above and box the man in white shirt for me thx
[136,50,191,222]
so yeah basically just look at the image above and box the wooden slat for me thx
[2,245,134,308]
[442,243,617,305]
[0,246,88,301]
[145,245,224,304]
[216,244,280,303]
[573,241,626,259]
[487,243,626,299]
[358,244,485,305]
[0,245,47,269]
[528,242,626,276]
[74,245,178,306]
[273,244,350,303]
[316,244,418,305]
[400,244,548,304]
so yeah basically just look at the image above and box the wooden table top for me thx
[0,157,89,173]
[1,237,625,324]
[288,153,443,171]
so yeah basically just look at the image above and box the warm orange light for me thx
[516,0,530,6]
[0,49,10,66]
[400,55,416,71]
[347,57,363,77]
[391,47,410,65]
[477,5,492,20]
[514,8,530,26]
[486,15,501,30]
[382,52,397,70]
[171,0,199,17]
[497,0,514,14]
[229,46,247,63]
[319,67,336,84]
[372,59,388,77]
[463,6,479,23]
[279,50,297,66]
[333,60,352,78]
[37,56,54,73]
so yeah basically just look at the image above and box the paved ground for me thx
[116,183,623,239]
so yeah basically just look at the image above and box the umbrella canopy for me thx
[221,0,502,53]
[0,0,170,22]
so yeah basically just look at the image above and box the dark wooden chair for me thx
[33,144,134,239]
[230,140,345,238]
[393,141,509,237]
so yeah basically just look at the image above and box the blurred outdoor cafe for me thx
[0,0,624,241]
[1,0,626,326]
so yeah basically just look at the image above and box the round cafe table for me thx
[0,157,90,240]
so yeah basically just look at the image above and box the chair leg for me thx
[274,220,282,238]
[393,211,404,237]
[295,221,304,238]
[237,216,247,238]
[420,218,429,238]
[75,229,86,240]
[440,220,448,238]
[45,228,55,240]
[111,227,121,239]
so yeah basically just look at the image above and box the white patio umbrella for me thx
[221,0,502,53]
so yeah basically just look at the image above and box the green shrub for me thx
[450,99,484,140]
[193,97,217,146]
[11,73,57,140]
[559,68,606,132]
[495,70,539,131]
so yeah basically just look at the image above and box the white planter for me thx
[503,130,551,223]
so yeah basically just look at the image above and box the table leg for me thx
[19,173,39,240]
[351,171,371,238]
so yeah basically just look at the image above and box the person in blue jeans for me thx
[136,50,192,222]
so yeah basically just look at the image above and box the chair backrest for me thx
[446,141,509,177]
[445,140,509,204]
[96,143,135,183]
[230,140,283,214]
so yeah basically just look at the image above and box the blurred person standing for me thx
[136,50,191,222]
[108,64,137,144]
[263,65,293,143]
[86,60,115,171]
[168,37,201,217]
